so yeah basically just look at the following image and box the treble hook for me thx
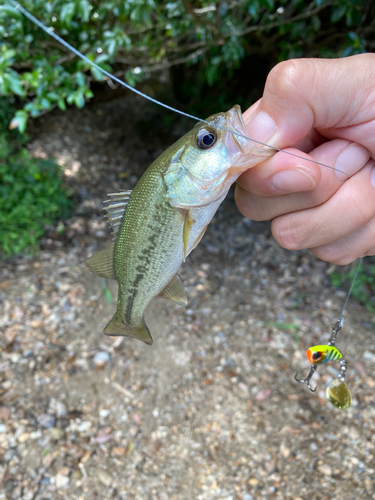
[295,364,318,392]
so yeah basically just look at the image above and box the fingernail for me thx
[335,143,370,181]
[371,165,375,189]
[272,168,316,192]
[245,110,277,143]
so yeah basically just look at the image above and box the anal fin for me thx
[86,243,115,280]
[159,274,187,306]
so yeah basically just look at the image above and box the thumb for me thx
[243,53,375,151]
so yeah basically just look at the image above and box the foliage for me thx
[0,0,373,129]
[330,262,375,314]
[0,98,73,256]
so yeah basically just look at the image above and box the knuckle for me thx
[348,190,374,226]
[312,247,354,265]
[271,215,307,250]
[266,59,305,101]
[235,187,271,221]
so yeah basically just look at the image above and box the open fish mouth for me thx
[225,104,275,169]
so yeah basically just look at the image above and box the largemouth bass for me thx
[86,105,275,344]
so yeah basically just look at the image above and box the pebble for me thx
[93,351,111,369]
[78,421,92,433]
[0,424,8,433]
[280,442,291,458]
[55,473,70,489]
[99,409,110,418]
[50,427,65,441]
[97,469,113,487]
[17,432,30,443]
[50,399,68,417]
[37,414,56,429]
[318,463,333,476]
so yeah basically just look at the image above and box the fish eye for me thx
[312,352,322,360]
[196,127,217,150]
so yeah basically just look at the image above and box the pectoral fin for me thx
[86,243,115,280]
[159,274,187,306]
[183,211,194,261]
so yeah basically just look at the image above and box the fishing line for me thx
[338,254,364,323]
[10,0,348,177]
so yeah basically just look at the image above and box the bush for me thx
[330,261,375,314]
[0,0,373,130]
[0,98,73,256]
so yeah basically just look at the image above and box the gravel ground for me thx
[1,97,375,500]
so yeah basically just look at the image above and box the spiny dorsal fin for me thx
[159,274,187,306]
[86,243,115,280]
[103,189,132,239]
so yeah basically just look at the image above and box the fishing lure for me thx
[295,256,363,410]
[295,321,351,410]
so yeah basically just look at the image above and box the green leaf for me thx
[78,0,90,22]
[3,73,24,96]
[60,2,76,27]
[0,5,22,19]
[74,92,85,108]
[260,0,274,9]
[57,99,67,111]
[331,6,346,23]
[90,66,105,81]
[9,110,28,133]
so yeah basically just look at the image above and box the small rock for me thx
[50,428,65,441]
[78,421,92,433]
[0,407,11,420]
[30,320,44,329]
[0,424,8,433]
[97,469,113,487]
[318,463,332,476]
[18,432,30,443]
[30,430,42,440]
[37,414,56,429]
[248,478,258,486]
[55,473,70,489]
[255,389,272,401]
[10,352,21,363]
[99,409,110,418]
[111,447,126,456]
[93,351,111,369]
[3,449,17,462]
[94,431,113,444]
[280,442,291,458]
[50,399,68,417]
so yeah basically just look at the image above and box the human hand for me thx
[236,53,375,264]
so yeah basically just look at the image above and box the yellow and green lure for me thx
[295,321,352,410]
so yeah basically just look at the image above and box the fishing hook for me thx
[295,364,318,392]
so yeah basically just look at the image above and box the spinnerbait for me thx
[295,256,364,410]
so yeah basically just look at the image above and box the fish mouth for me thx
[225,105,276,169]
[226,104,252,154]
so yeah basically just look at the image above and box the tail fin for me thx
[103,313,153,345]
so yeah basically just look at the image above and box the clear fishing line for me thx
[9,0,349,177]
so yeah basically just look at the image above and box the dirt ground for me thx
[1,96,375,500]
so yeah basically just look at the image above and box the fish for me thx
[86,105,275,344]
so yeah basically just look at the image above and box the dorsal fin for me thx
[103,189,132,239]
